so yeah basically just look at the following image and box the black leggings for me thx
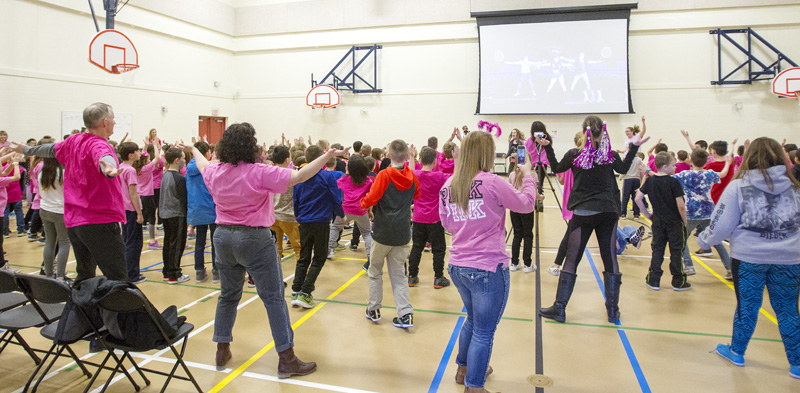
[561,212,619,275]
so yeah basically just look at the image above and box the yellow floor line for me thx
[633,209,778,325]
[209,269,366,392]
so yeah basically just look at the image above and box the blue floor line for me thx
[429,306,466,392]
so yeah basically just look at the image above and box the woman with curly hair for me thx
[180,122,348,377]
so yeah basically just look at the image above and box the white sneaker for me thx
[167,274,190,284]
[327,249,335,259]
[509,264,520,271]
[685,266,696,275]
[547,265,561,276]
[524,265,536,273]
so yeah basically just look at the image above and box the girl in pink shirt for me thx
[134,143,162,249]
[439,131,538,391]
[0,151,21,272]
[328,155,373,259]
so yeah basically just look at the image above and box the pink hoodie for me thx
[439,171,537,272]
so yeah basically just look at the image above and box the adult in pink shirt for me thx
[14,102,127,284]
[439,131,537,391]
[182,122,348,377]
[408,146,452,287]
[0,151,21,272]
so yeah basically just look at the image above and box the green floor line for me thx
[65,364,78,372]
[545,320,782,343]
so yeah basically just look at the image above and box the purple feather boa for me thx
[477,120,502,138]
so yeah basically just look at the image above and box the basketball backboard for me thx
[306,84,340,108]
[772,67,800,97]
[89,29,138,74]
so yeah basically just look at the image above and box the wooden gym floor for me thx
[0,180,795,393]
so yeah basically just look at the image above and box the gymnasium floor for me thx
[0,179,795,393]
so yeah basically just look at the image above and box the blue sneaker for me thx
[791,365,800,379]
[715,344,744,366]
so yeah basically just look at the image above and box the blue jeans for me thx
[448,264,510,388]
[731,260,800,366]
[122,210,143,280]
[212,225,294,352]
[193,223,217,271]
[684,219,731,271]
[616,225,637,255]
[3,200,24,235]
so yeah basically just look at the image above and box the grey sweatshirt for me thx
[698,166,800,265]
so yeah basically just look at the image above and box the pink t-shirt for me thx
[3,164,24,203]
[152,158,165,190]
[30,162,42,210]
[648,155,657,173]
[119,163,139,212]
[53,133,125,227]
[136,161,155,196]
[202,162,292,227]
[556,170,575,221]
[437,159,455,174]
[439,171,537,272]
[675,162,691,174]
[524,138,550,166]
[412,170,451,223]
[337,175,373,216]
[0,175,12,217]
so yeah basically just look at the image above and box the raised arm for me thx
[680,130,694,151]
[289,147,350,186]
[718,154,734,179]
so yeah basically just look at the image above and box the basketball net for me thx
[113,64,139,87]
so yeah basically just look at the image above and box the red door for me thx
[199,116,226,144]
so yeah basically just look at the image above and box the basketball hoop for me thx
[112,63,139,74]
[311,104,325,110]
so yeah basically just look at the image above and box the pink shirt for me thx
[152,158,164,190]
[412,170,451,223]
[136,161,155,196]
[54,133,125,227]
[439,171,537,272]
[337,175,373,216]
[4,164,24,203]
[556,170,574,221]
[30,162,42,210]
[0,175,11,217]
[202,162,292,227]
[119,163,139,212]
[436,159,455,174]
[524,138,550,166]
[675,162,691,174]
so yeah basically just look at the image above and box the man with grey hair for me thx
[11,102,127,284]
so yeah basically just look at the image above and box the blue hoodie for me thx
[185,158,216,226]
[698,166,800,265]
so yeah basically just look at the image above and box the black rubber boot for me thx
[604,272,622,323]
[539,271,577,323]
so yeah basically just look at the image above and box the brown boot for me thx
[464,387,497,393]
[215,343,232,371]
[277,347,317,379]
[455,365,493,385]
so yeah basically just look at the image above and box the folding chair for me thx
[87,286,202,393]
[0,270,63,365]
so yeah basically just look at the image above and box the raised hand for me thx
[176,143,194,153]
[8,142,25,154]
[535,136,550,146]
[632,136,651,146]
[100,160,122,178]
[680,130,689,138]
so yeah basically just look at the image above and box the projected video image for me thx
[479,18,630,114]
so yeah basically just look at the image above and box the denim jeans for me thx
[684,219,731,271]
[449,263,510,388]
[212,225,294,352]
[3,200,24,235]
[122,210,143,280]
[616,225,638,255]
[193,223,216,271]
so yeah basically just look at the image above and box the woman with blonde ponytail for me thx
[439,130,539,393]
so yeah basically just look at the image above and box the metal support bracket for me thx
[311,45,382,93]
[710,27,797,85]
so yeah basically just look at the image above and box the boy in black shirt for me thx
[635,151,690,291]
[160,147,189,284]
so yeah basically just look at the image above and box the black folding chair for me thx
[0,270,63,365]
[87,286,202,393]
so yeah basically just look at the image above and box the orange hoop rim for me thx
[112,63,140,74]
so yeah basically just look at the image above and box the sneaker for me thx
[17,231,25,237]
[157,225,164,231]
[163,274,169,281]
[694,249,713,257]
[327,249,335,259]
[185,243,192,249]
[646,274,660,291]
[365,308,381,322]
[547,265,561,276]
[424,242,431,252]
[673,279,692,291]
[524,265,536,273]
[0,264,21,274]
[685,266,696,275]
[724,271,733,281]
[187,231,196,240]
[408,275,419,287]
[433,276,450,289]
[27,234,39,242]
[148,241,163,250]
[290,292,299,305]
[509,263,520,272]
[334,244,346,251]
[2,234,8,239]
[362,260,370,272]
[196,269,208,283]
[167,274,190,284]
[714,344,744,366]
[37,238,46,245]
[294,293,314,309]
[247,277,256,288]
[790,365,800,379]
[630,226,645,249]
[392,313,414,328]
[212,269,221,283]
[349,244,358,251]
[132,275,147,284]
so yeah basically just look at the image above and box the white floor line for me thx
[66,235,164,265]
